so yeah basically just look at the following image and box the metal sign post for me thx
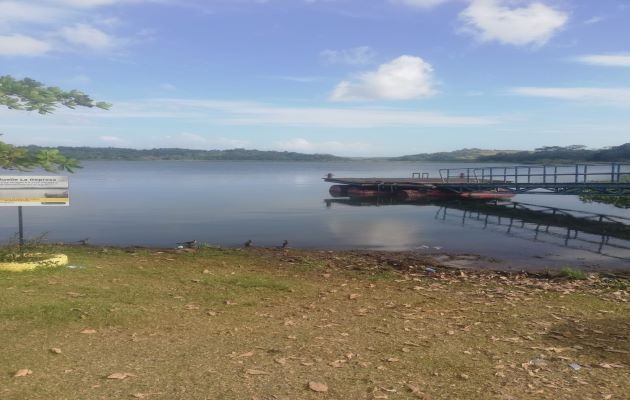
[18,206,24,248]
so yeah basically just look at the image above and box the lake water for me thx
[1,161,629,270]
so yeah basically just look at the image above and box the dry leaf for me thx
[245,369,269,375]
[238,351,254,358]
[107,372,133,380]
[386,358,399,363]
[308,381,328,392]
[349,293,360,300]
[184,304,200,310]
[275,357,287,365]
[81,329,97,334]
[50,348,62,354]
[132,394,147,399]
[597,363,625,369]
[405,384,433,400]
[14,369,32,377]
[328,360,346,368]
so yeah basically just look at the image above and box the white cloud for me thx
[0,1,66,24]
[512,87,630,108]
[149,133,251,149]
[330,55,436,101]
[58,97,498,128]
[59,23,116,50]
[584,16,605,25]
[459,0,568,46]
[392,0,452,9]
[59,0,126,8]
[0,0,143,57]
[275,137,373,154]
[0,34,51,56]
[320,46,376,65]
[574,54,630,67]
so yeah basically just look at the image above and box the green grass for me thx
[0,246,628,400]
[559,266,587,280]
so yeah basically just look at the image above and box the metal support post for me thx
[18,206,24,251]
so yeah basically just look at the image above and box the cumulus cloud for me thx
[330,55,436,101]
[574,54,630,67]
[459,0,568,46]
[0,34,51,56]
[0,0,145,57]
[512,87,630,108]
[320,46,376,65]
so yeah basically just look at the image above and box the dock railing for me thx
[438,163,630,185]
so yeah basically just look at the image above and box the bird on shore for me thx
[243,240,252,248]
[177,240,197,249]
[281,240,289,249]
[76,238,90,246]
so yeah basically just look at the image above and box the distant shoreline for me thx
[24,143,630,164]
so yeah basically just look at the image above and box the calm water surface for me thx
[1,161,629,270]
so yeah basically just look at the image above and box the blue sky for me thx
[1,0,629,156]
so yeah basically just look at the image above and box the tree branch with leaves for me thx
[0,75,111,172]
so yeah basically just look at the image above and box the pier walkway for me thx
[325,163,630,196]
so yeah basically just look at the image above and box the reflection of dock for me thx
[325,163,630,196]
[325,197,630,260]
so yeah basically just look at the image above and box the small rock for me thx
[308,381,328,392]
[14,369,32,378]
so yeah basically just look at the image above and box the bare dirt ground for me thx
[1,246,628,399]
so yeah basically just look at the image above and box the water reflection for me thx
[325,197,630,261]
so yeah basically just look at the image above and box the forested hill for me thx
[22,143,630,163]
[478,143,630,163]
[390,148,518,162]
[26,146,347,161]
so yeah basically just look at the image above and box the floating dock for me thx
[324,163,630,199]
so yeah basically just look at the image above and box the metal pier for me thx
[325,163,630,196]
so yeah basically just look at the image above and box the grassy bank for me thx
[1,246,628,399]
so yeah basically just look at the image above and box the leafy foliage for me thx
[580,175,630,209]
[0,75,110,171]
[0,75,110,115]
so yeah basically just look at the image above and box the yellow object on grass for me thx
[0,254,68,272]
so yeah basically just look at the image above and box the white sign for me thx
[0,176,69,206]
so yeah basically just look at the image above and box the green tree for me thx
[0,75,110,172]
